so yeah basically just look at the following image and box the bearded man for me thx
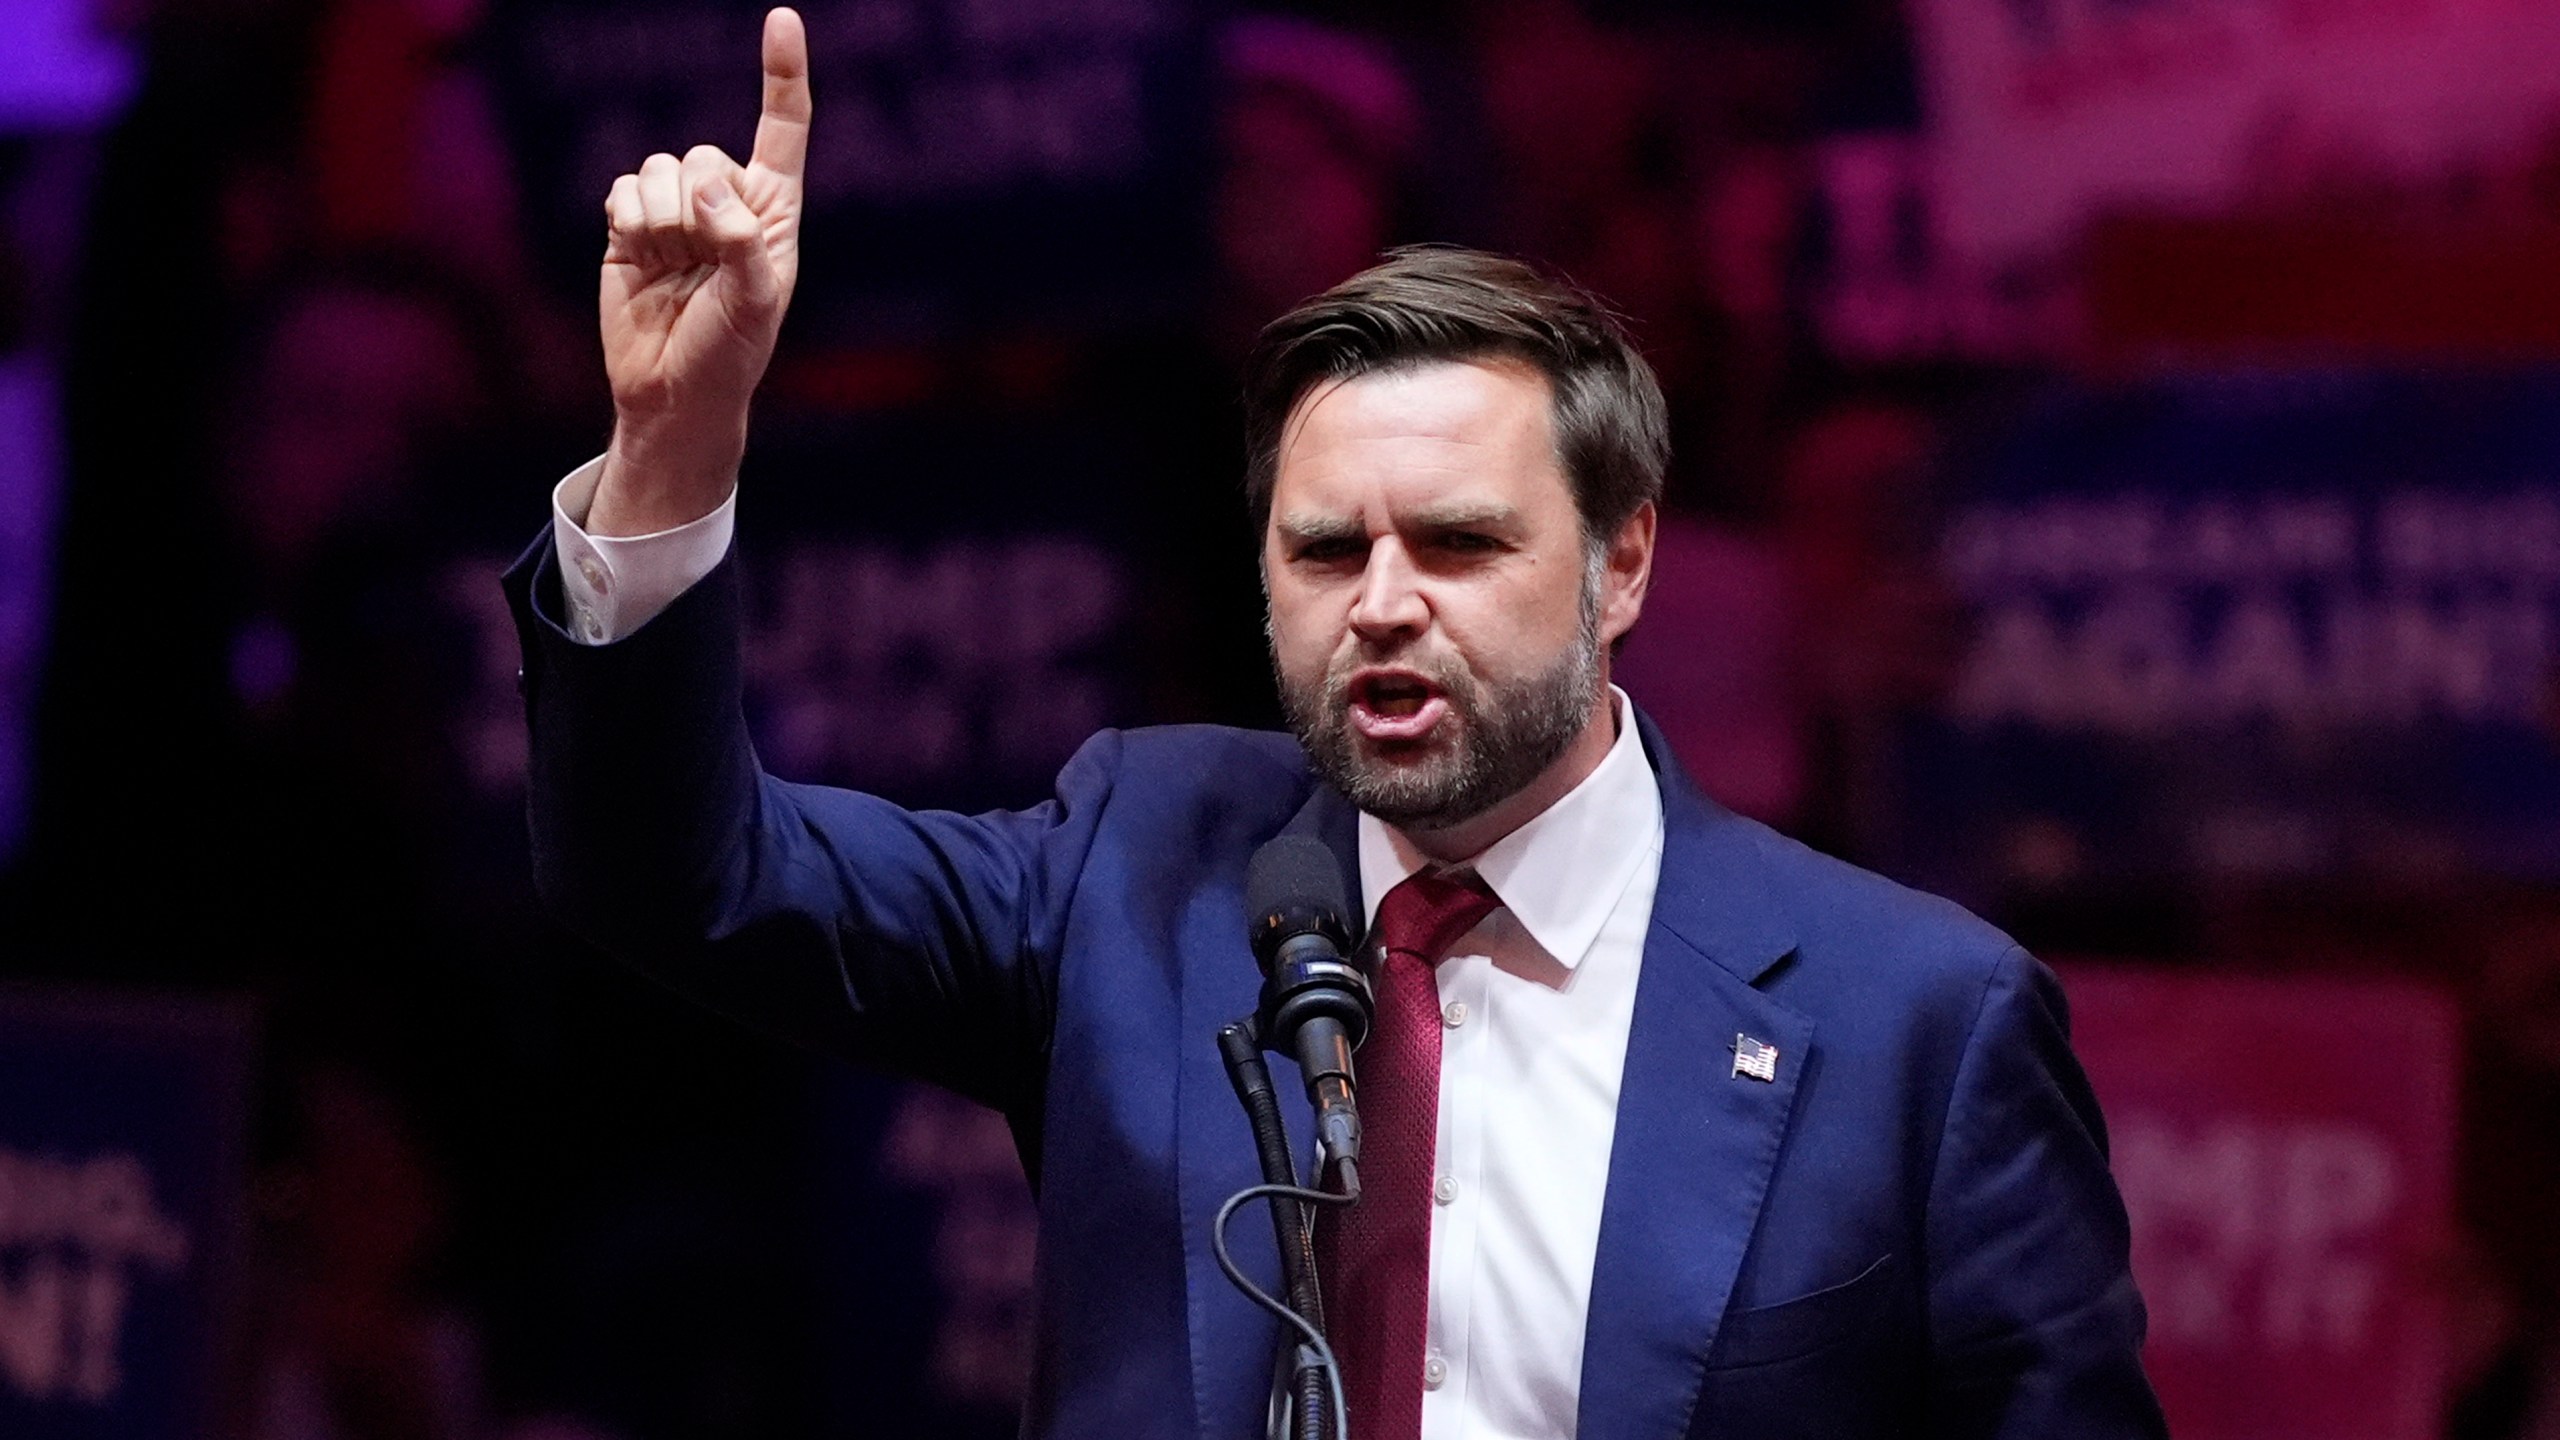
[505,11,2165,1439]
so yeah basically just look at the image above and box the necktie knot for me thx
[1370,869,1501,971]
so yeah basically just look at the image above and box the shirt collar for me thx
[1356,687,1664,973]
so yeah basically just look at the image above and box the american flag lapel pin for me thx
[1731,1033,1779,1083]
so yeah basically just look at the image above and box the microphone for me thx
[1246,835,1372,1191]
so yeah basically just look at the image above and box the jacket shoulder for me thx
[1108,723,1308,773]
[1053,723,1316,829]
[1071,724,1308,794]
[1706,808,2022,997]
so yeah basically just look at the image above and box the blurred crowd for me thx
[4,0,2560,1436]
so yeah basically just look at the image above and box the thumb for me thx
[695,179,781,315]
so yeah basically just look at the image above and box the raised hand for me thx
[591,6,811,536]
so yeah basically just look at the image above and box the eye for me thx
[1292,536,1367,565]
[1432,530,1504,554]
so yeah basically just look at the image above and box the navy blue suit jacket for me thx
[506,538,2166,1440]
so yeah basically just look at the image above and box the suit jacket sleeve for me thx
[504,530,1105,1122]
[1923,947,2169,1438]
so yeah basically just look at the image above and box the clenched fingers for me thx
[680,144,747,223]
[603,172,644,264]
[686,144,779,311]
[636,151,684,261]
[607,148,750,274]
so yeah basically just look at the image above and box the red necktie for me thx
[1316,869,1501,1440]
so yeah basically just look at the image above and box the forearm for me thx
[504,528,1081,1104]
[507,531,763,954]
[590,414,747,537]
[509,534,918,1065]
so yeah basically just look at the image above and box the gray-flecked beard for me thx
[1274,576,1605,832]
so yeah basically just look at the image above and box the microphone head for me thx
[1245,835,1355,971]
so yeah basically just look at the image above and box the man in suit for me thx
[507,10,2166,1437]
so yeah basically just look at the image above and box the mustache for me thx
[1319,642,1474,708]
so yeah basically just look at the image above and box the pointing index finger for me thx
[751,7,811,181]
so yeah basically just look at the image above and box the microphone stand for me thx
[1219,1016,1342,1440]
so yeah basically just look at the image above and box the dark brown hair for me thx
[1241,246,1669,548]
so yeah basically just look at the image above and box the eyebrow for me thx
[1273,513,1367,546]
[1405,501,1522,531]
[1273,502,1525,547]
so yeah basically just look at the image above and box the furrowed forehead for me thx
[1264,361,1571,538]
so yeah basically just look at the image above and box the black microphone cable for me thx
[1212,1177,1357,1440]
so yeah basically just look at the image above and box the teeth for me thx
[1354,675,1436,723]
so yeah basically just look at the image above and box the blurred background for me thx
[1,0,2557,1435]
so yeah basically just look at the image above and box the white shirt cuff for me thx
[549,456,738,645]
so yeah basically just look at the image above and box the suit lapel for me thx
[1577,714,1811,1440]
[1174,782,1361,1437]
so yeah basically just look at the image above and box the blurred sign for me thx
[2061,964,2457,1440]
[0,989,254,1439]
[496,0,1213,346]
[730,383,1191,808]
[1806,132,2073,367]
[811,1072,1033,1439]
[743,523,1130,803]
[1889,370,2560,898]
[1911,0,2560,264]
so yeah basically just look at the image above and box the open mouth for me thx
[1347,670,1451,743]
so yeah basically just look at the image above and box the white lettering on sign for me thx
[1983,0,2446,108]
[1941,490,2560,733]
[2114,1118,2398,1353]
[526,0,1175,213]
[0,1148,187,1405]
[1951,589,2547,731]
[810,55,1147,205]
[746,536,1125,789]
[0,1152,187,1266]
[1944,496,2370,590]
[881,1086,1036,1407]
[0,1257,127,1403]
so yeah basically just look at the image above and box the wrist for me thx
[592,414,746,536]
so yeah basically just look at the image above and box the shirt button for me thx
[580,615,606,644]
[1422,1353,1447,1389]
[1442,1001,1467,1028]
[574,554,610,595]
[1433,1175,1458,1205]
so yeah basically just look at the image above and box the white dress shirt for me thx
[550,460,1669,1437]
[549,456,736,646]
[1359,691,1662,1440]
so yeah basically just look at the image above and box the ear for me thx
[1597,501,1656,648]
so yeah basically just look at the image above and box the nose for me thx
[1346,539,1428,641]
